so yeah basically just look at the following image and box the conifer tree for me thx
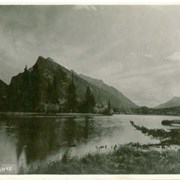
[30,63,41,111]
[64,72,77,112]
[108,100,111,112]
[91,94,95,107]
[83,86,96,113]
[22,65,31,111]
[103,100,112,115]
[52,74,59,103]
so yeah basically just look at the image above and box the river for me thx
[0,114,179,174]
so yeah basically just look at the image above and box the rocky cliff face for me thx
[6,56,138,112]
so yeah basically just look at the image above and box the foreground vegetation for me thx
[130,120,180,145]
[20,143,180,174]
[19,120,180,174]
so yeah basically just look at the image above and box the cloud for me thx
[73,5,97,11]
[166,52,180,61]
[2,6,180,106]
[144,54,153,58]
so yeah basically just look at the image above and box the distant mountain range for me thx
[155,97,180,109]
[0,56,138,112]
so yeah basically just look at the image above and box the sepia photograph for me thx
[1,3,180,178]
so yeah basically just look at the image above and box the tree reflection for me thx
[15,118,57,164]
[62,116,94,145]
[0,115,95,167]
[62,117,76,146]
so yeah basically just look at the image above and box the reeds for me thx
[21,143,180,174]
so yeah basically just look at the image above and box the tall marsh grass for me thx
[20,143,180,174]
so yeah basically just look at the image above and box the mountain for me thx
[8,56,70,112]
[79,74,138,109]
[155,96,180,109]
[6,56,138,112]
[0,79,8,111]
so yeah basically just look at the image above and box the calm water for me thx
[0,114,179,174]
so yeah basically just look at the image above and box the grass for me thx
[20,143,180,174]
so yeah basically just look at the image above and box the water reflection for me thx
[15,118,57,164]
[0,115,95,172]
[0,114,180,174]
[62,117,76,146]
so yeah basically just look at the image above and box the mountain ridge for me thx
[79,74,138,109]
[155,96,180,109]
[1,56,138,112]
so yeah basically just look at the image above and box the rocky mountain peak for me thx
[36,56,55,65]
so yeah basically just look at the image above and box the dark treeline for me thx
[8,65,40,112]
[4,65,180,115]
[131,106,180,116]
[0,57,139,114]
[63,74,96,113]
[6,66,112,114]
[63,75,112,114]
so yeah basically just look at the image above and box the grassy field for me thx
[21,143,180,174]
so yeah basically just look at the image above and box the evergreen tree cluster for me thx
[64,74,77,112]
[13,67,98,113]
[102,100,112,115]
[80,86,96,113]
[64,73,96,113]
[20,64,41,112]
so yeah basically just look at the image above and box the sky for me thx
[1,5,180,107]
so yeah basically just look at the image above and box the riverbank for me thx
[0,112,103,118]
[21,143,180,174]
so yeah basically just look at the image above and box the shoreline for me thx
[0,112,104,118]
[20,143,180,174]
[0,112,180,118]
